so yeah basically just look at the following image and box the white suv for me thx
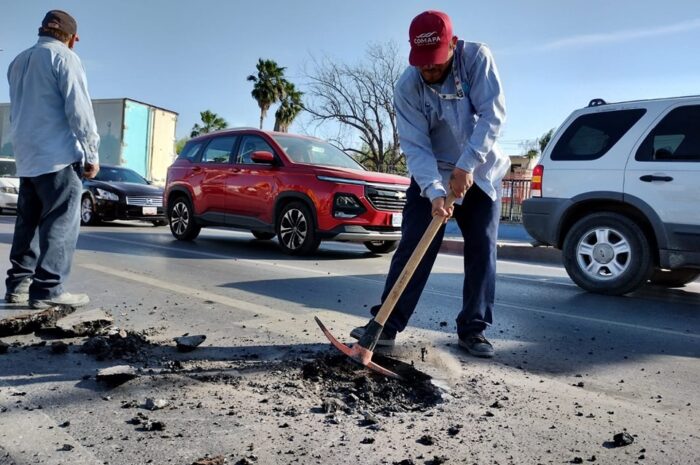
[523,96,700,295]
[0,158,19,214]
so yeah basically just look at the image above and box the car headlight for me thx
[333,193,366,218]
[95,188,119,201]
[0,186,18,194]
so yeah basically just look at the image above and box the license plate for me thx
[391,213,402,228]
[142,206,157,216]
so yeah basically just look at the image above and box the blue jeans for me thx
[5,163,82,300]
[371,178,500,339]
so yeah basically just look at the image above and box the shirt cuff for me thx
[84,151,99,165]
[424,182,447,202]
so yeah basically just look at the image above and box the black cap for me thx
[41,10,77,36]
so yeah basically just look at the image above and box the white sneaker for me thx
[29,293,90,309]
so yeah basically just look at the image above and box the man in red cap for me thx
[4,10,100,308]
[352,10,509,357]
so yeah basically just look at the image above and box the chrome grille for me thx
[125,196,163,207]
[365,185,407,212]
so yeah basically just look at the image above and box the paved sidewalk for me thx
[440,220,562,265]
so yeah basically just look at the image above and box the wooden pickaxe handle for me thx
[373,192,458,326]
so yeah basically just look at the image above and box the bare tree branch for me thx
[302,41,406,173]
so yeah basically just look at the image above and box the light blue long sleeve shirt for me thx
[394,40,509,203]
[7,37,99,177]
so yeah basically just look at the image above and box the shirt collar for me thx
[37,36,67,47]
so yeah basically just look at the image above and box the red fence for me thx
[500,178,532,222]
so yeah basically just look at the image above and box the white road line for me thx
[499,274,577,287]
[497,301,700,340]
[78,234,700,340]
[80,233,339,277]
[79,262,294,321]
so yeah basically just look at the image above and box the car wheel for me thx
[364,240,398,254]
[648,269,700,288]
[80,195,98,226]
[562,212,652,295]
[276,201,320,255]
[152,220,168,227]
[168,196,201,241]
[252,231,275,240]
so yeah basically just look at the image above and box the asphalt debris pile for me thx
[301,352,442,415]
[80,329,153,361]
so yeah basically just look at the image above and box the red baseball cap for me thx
[408,10,453,66]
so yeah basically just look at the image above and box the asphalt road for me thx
[0,217,698,464]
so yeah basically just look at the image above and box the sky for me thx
[2,0,700,155]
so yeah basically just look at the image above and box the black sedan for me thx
[81,165,166,226]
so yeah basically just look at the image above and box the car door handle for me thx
[639,175,673,182]
[191,166,202,172]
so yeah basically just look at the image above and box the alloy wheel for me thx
[279,208,307,251]
[81,197,93,224]
[575,227,631,280]
[171,202,190,236]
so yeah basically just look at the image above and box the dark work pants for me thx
[5,163,82,300]
[371,178,499,340]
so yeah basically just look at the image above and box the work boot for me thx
[350,322,396,347]
[459,334,495,358]
[4,292,29,304]
[29,293,90,309]
[5,279,31,303]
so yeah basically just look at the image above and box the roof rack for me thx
[588,98,607,107]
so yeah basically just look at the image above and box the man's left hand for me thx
[450,167,474,198]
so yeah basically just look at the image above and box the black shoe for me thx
[459,334,495,358]
[350,322,396,347]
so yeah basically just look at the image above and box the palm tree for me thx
[274,82,304,133]
[247,59,286,129]
[190,110,227,138]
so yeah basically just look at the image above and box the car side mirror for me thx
[251,150,275,164]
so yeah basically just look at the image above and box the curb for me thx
[440,238,562,266]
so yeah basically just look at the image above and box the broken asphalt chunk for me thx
[144,398,169,411]
[54,308,113,336]
[174,334,206,352]
[192,456,225,465]
[96,365,138,386]
[321,397,347,414]
[613,432,634,447]
[447,424,462,436]
[141,420,165,431]
[0,305,75,337]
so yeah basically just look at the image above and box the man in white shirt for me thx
[5,10,100,308]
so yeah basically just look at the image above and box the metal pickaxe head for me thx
[314,316,402,380]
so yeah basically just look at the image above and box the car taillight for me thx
[531,164,543,197]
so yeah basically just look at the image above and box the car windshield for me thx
[95,167,148,184]
[272,135,366,170]
[0,160,17,177]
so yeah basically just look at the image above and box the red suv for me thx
[164,129,410,255]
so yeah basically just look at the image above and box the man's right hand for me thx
[431,197,453,224]
[84,162,100,179]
